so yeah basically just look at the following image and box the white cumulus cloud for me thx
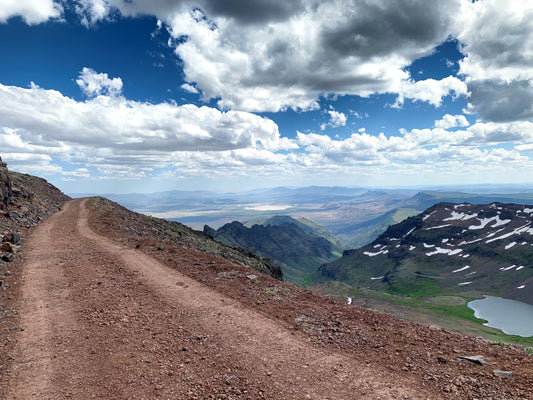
[76,67,123,98]
[0,0,62,24]
[0,72,296,179]
[72,0,466,112]
[457,0,533,121]
[321,110,347,130]
[395,77,467,108]
[435,114,470,129]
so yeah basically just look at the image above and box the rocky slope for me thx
[0,157,71,284]
[88,197,282,280]
[204,216,347,285]
[317,202,533,304]
[0,157,12,209]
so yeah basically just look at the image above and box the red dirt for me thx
[2,198,533,399]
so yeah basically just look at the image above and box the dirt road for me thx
[5,198,432,399]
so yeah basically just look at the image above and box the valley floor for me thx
[1,198,532,399]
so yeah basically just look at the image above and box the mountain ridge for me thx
[204,216,348,284]
[317,201,533,305]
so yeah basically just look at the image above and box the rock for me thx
[457,355,488,365]
[493,370,512,379]
[246,274,258,281]
[0,157,13,209]
[1,253,14,262]
[1,242,13,253]
[3,233,21,244]
[294,315,307,323]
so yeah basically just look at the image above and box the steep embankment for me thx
[318,202,533,305]
[1,156,71,282]
[88,197,282,280]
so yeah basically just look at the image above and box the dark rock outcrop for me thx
[0,157,12,209]
[204,218,346,284]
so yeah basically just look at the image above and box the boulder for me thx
[493,370,512,379]
[1,253,14,262]
[457,355,488,366]
[1,242,13,253]
[3,232,20,244]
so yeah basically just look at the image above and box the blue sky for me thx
[1,1,533,194]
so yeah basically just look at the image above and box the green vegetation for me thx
[386,276,441,298]
[341,287,533,346]
[391,208,420,223]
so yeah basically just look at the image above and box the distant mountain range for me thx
[316,202,533,305]
[204,216,350,285]
[78,186,533,248]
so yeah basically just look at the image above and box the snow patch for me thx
[523,208,533,214]
[423,243,435,248]
[371,276,384,280]
[404,227,416,237]
[516,266,524,271]
[486,224,533,243]
[458,238,483,246]
[463,254,470,258]
[442,238,449,244]
[409,245,416,251]
[444,211,478,221]
[505,242,517,250]
[458,282,472,286]
[517,285,526,289]
[426,247,463,256]
[454,203,469,209]
[425,224,452,230]
[347,297,352,305]
[423,210,436,221]
[453,265,471,273]
[364,249,389,257]
[469,216,511,230]
[364,251,384,257]
[499,265,517,271]
[483,228,506,239]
